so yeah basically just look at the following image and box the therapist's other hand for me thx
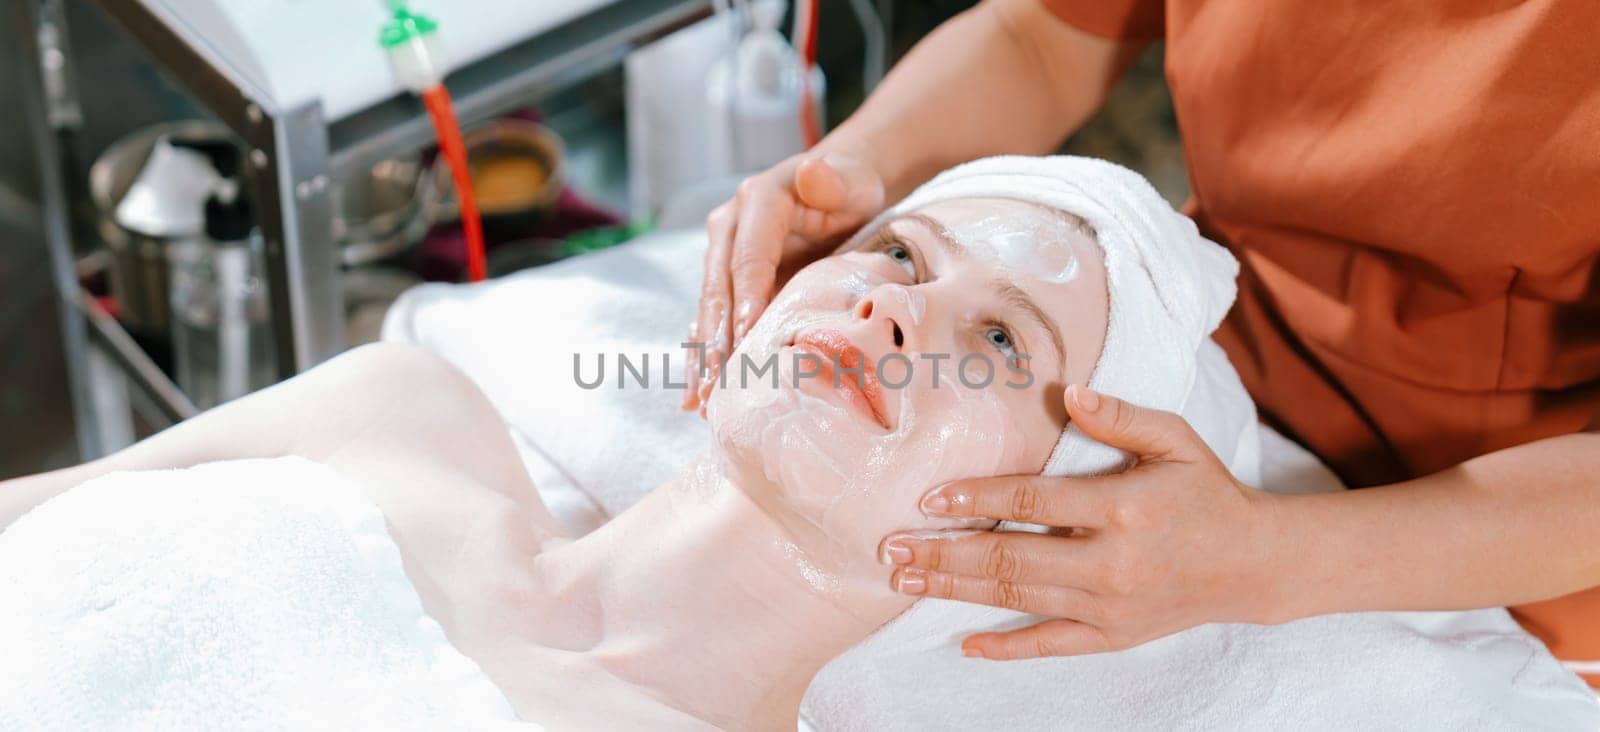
[880,385,1290,660]
[682,151,885,414]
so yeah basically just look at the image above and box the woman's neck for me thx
[530,450,913,729]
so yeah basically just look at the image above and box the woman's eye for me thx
[883,245,916,277]
[986,327,1019,360]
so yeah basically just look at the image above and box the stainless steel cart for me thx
[16,0,709,459]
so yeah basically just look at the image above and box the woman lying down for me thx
[0,158,1494,728]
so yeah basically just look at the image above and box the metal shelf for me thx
[18,0,711,458]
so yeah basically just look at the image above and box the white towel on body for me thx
[0,458,530,731]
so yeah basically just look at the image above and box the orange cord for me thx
[421,85,488,282]
[798,0,821,147]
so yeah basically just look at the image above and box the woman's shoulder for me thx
[307,342,574,545]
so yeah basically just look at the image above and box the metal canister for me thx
[88,120,236,336]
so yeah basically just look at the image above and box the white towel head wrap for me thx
[845,155,1242,478]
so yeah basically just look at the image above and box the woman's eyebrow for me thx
[993,279,1065,367]
[896,213,965,258]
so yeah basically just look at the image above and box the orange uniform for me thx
[1042,0,1600,685]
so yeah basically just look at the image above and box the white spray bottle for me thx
[705,0,825,177]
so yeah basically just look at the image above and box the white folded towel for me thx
[0,458,530,731]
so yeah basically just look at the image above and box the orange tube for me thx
[420,84,487,282]
[798,0,821,147]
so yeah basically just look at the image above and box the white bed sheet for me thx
[381,229,1600,730]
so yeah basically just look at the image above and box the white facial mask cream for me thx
[709,274,1024,592]
[941,206,1087,286]
[888,285,926,326]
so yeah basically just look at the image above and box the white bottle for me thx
[705,0,826,178]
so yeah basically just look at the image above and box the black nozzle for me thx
[204,191,254,242]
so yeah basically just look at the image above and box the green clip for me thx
[379,6,439,49]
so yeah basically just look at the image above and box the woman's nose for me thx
[852,284,919,352]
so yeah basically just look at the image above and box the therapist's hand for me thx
[880,385,1292,660]
[682,151,885,413]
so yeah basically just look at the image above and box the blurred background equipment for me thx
[88,120,234,338]
[434,118,566,240]
[1,0,1183,479]
[379,0,490,283]
[5,0,713,472]
[704,0,826,178]
[165,143,275,409]
[334,154,440,269]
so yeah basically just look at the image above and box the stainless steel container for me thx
[88,120,236,336]
[335,156,439,267]
[166,236,274,408]
[92,122,435,336]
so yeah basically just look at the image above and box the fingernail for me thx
[893,569,926,595]
[882,540,912,565]
[962,646,986,659]
[1074,385,1101,413]
[920,489,951,517]
[734,301,759,336]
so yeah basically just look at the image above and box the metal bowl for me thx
[432,118,565,238]
[334,156,440,267]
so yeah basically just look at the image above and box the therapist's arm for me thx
[879,386,1600,659]
[1268,428,1600,620]
[818,0,1145,202]
[684,0,1146,410]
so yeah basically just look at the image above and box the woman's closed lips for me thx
[788,328,892,430]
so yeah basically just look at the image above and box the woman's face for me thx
[706,198,1109,581]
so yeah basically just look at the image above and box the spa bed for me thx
[378,229,1599,730]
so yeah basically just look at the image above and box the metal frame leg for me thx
[18,0,103,459]
[84,344,134,451]
[247,101,342,377]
